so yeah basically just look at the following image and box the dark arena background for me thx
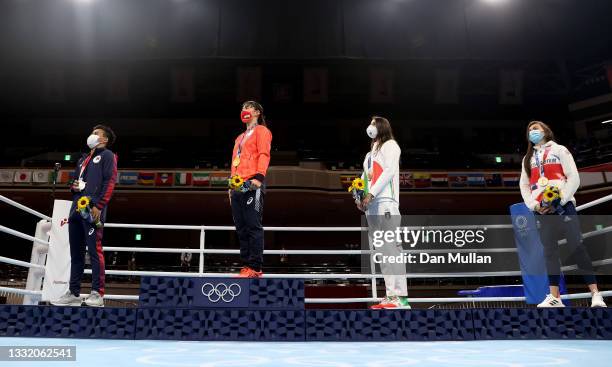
[1,0,612,366]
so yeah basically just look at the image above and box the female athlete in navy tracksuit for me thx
[52,125,117,307]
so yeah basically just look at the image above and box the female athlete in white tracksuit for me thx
[359,116,410,309]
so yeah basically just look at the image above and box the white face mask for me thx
[366,125,378,139]
[87,134,100,149]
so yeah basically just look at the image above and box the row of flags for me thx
[0,170,230,188]
[5,169,607,190]
[1,169,522,189]
[340,173,520,189]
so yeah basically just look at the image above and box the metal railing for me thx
[1,193,611,305]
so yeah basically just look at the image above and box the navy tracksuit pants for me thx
[68,211,106,297]
[536,202,596,287]
[231,187,265,271]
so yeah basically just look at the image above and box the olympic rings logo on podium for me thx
[201,282,242,303]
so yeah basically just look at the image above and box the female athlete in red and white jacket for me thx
[519,120,605,308]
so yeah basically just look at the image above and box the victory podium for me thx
[1,277,611,341]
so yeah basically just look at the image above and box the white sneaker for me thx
[591,292,607,308]
[537,294,565,308]
[84,291,104,307]
[50,290,82,307]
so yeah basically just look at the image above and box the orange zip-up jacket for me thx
[230,125,272,182]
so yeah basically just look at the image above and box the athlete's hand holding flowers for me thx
[537,186,565,215]
[76,196,103,228]
[349,177,371,211]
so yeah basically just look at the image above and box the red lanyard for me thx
[79,153,94,180]
[236,128,256,158]
[534,147,550,177]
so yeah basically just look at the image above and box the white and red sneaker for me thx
[370,296,411,309]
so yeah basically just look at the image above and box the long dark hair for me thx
[371,116,395,153]
[242,100,266,126]
[523,120,555,178]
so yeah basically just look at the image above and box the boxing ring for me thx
[1,193,612,347]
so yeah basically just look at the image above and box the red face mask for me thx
[241,110,253,123]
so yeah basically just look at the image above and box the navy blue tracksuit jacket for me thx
[69,147,118,297]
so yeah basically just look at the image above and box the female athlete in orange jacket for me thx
[230,101,272,277]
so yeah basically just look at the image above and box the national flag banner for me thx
[503,174,520,187]
[399,172,414,189]
[138,172,155,186]
[57,170,74,184]
[485,173,503,187]
[119,171,138,185]
[340,174,358,190]
[467,174,486,187]
[413,173,431,189]
[237,66,262,102]
[304,67,329,103]
[193,172,211,187]
[210,172,229,187]
[32,170,51,184]
[13,170,32,183]
[370,68,394,103]
[155,172,174,186]
[171,68,195,103]
[174,172,193,186]
[0,170,15,183]
[431,173,449,188]
[448,173,468,188]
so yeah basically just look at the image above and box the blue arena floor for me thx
[1,338,612,367]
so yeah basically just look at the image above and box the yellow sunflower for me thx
[542,187,559,202]
[349,178,365,192]
[229,175,244,190]
[77,196,90,210]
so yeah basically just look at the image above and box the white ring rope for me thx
[102,247,520,254]
[0,195,51,221]
[1,192,612,304]
[51,290,612,304]
[0,224,50,247]
[0,256,45,270]
[0,286,42,296]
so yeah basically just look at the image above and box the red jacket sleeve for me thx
[254,126,272,181]
[92,152,118,210]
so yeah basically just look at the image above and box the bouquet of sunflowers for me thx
[228,175,251,192]
[76,196,103,228]
[348,177,368,204]
[540,186,565,215]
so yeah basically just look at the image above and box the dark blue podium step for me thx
[138,277,304,309]
[1,306,611,341]
[1,277,611,341]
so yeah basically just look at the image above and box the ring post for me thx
[199,227,205,274]
[23,219,51,305]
